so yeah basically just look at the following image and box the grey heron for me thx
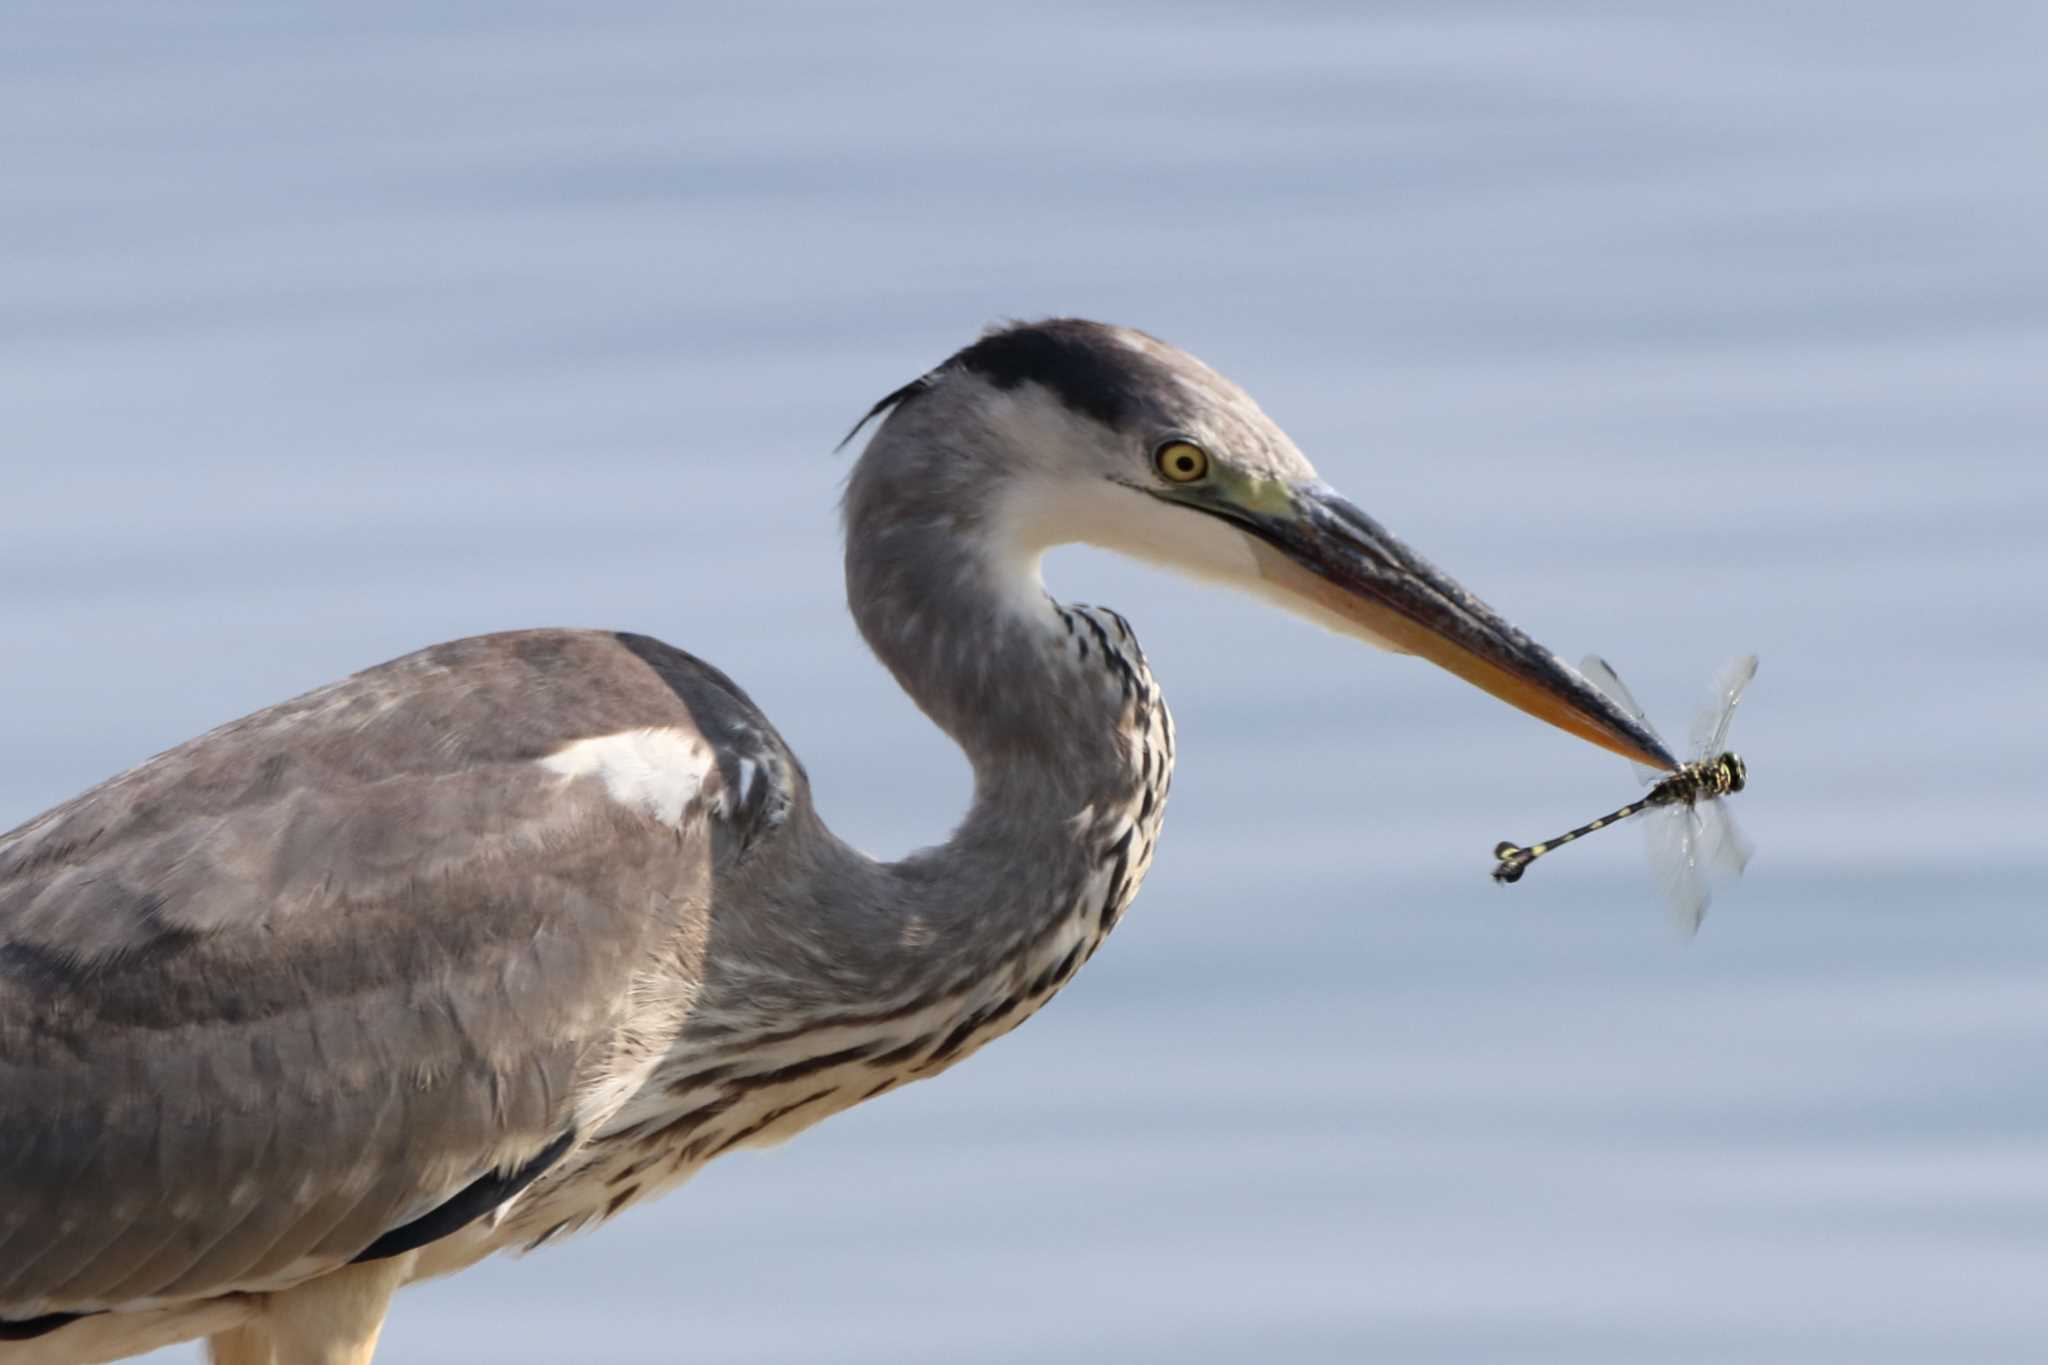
[0,319,1674,1365]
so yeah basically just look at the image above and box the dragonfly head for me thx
[1718,752,1747,794]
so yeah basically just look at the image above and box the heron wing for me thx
[0,630,797,1318]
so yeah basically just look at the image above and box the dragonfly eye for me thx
[1722,753,1747,793]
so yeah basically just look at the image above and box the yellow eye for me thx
[1154,439,1210,484]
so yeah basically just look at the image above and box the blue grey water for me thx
[4,4,2044,1361]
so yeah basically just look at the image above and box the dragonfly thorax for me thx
[1655,751,1746,806]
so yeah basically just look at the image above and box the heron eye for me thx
[1154,440,1210,484]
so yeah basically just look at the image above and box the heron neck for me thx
[831,430,1175,1003]
[843,481,1166,877]
[832,567,1167,1014]
[842,475,1136,799]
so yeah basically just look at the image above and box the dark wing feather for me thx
[0,629,797,1317]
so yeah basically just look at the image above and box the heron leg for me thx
[208,1320,276,1365]
[259,1252,414,1365]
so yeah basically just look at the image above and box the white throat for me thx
[989,475,1403,655]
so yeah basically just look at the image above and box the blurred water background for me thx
[5,3,2045,1361]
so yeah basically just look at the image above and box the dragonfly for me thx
[1492,655,1757,934]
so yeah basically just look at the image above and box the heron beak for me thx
[1202,482,1678,770]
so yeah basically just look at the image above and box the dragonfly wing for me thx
[1643,803,1711,936]
[1691,654,1759,759]
[1694,799,1754,881]
[1581,654,1668,784]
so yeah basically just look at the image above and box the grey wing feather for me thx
[1691,654,1759,759]
[0,629,800,1318]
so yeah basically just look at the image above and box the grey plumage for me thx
[1,632,772,1308]
[0,319,1672,1365]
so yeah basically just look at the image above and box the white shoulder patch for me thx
[539,728,717,829]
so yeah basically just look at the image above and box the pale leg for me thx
[259,1254,414,1365]
[208,1320,275,1365]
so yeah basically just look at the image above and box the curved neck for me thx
[816,438,1167,978]
[842,450,1131,806]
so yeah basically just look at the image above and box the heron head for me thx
[844,318,1675,771]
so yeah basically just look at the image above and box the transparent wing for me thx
[1690,654,1759,759]
[1580,654,1668,785]
[1642,803,1711,936]
[1643,798,1752,935]
[1693,798,1754,882]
